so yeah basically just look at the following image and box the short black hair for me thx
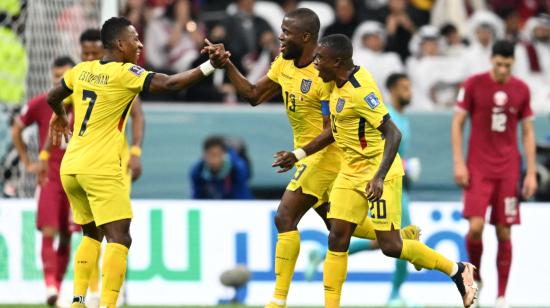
[440,23,457,36]
[203,136,227,152]
[80,28,101,43]
[286,8,320,40]
[386,73,409,90]
[52,56,75,68]
[319,34,353,59]
[492,40,515,58]
[100,17,132,49]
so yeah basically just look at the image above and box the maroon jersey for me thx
[18,93,67,183]
[457,72,533,178]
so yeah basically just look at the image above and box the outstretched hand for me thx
[201,38,231,68]
[272,151,298,173]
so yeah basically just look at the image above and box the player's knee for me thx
[495,225,511,241]
[468,226,484,240]
[328,229,351,252]
[379,240,402,258]
[107,232,132,248]
[274,211,295,232]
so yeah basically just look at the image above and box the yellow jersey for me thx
[60,60,153,176]
[328,66,404,181]
[267,55,341,170]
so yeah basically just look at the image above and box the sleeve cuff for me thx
[60,78,72,93]
[380,113,391,126]
[522,115,535,122]
[321,100,330,116]
[141,72,155,94]
[454,105,468,113]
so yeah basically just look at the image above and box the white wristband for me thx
[292,148,307,161]
[199,60,216,76]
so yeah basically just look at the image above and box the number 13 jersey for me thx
[456,72,533,178]
[60,60,153,176]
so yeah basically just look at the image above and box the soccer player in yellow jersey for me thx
[273,34,478,308]
[204,9,419,308]
[46,17,229,308]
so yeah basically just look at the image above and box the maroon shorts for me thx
[36,180,79,232]
[463,172,521,225]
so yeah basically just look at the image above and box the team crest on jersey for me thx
[493,91,508,106]
[364,92,380,109]
[336,98,345,113]
[129,65,145,77]
[300,79,312,93]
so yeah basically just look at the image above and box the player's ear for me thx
[334,57,342,68]
[303,31,311,43]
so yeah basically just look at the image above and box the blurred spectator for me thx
[56,0,99,61]
[323,0,360,38]
[407,25,463,110]
[462,10,505,77]
[190,136,253,199]
[218,0,274,74]
[499,7,522,42]
[381,0,419,62]
[489,0,550,25]
[352,21,404,100]
[145,0,203,73]
[121,0,149,66]
[246,31,280,83]
[514,14,550,112]
[440,23,467,56]
[430,0,468,36]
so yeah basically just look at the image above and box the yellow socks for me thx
[323,250,348,308]
[89,257,100,293]
[73,236,101,298]
[400,239,454,275]
[99,243,129,308]
[271,230,300,303]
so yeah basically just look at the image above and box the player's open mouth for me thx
[280,44,286,52]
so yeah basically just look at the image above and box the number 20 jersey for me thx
[60,60,153,176]
[456,72,533,178]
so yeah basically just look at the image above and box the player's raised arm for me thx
[272,125,335,173]
[147,47,230,93]
[203,40,280,106]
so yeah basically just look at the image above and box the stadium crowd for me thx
[130,0,550,111]
[1,0,549,109]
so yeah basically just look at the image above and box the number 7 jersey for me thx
[60,60,153,176]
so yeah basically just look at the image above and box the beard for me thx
[398,97,411,107]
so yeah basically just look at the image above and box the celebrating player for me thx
[273,34,477,308]
[204,9,419,308]
[46,17,229,308]
[451,40,537,308]
[304,73,419,307]
[11,56,75,306]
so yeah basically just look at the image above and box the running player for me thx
[11,56,75,306]
[273,34,477,308]
[451,40,537,308]
[46,17,229,308]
